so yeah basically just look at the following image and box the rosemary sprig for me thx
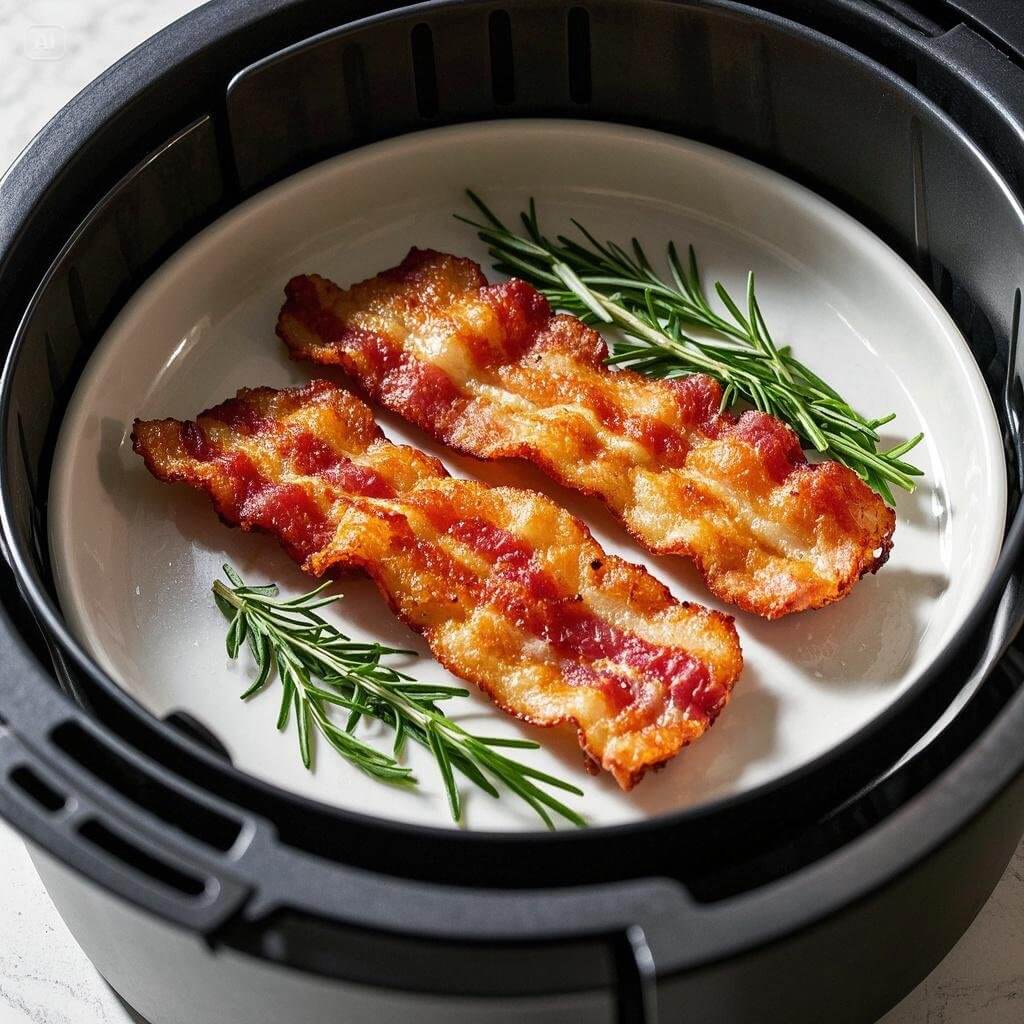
[212,565,585,828]
[457,192,924,504]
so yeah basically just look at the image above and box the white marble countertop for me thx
[0,2,1022,1021]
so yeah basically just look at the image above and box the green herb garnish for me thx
[212,565,584,828]
[458,192,924,504]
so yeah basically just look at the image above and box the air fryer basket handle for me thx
[0,606,253,935]
[0,730,251,934]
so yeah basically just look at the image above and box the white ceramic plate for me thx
[48,121,1005,832]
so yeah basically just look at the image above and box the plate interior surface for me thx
[49,121,1006,831]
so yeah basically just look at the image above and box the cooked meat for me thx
[133,380,742,788]
[277,249,895,619]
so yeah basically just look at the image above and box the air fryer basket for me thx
[3,2,1024,1022]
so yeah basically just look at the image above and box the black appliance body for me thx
[2,2,1024,1022]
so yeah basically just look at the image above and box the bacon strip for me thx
[277,249,896,619]
[133,381,742,788]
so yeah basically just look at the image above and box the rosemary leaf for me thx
[212,567,584,828]
[459,191,924,500]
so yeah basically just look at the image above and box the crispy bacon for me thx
[133,381,742,788]
[277,249,896,619]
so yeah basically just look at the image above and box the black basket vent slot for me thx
[13,411,47,581]
[10,765,67,813]
[567,7,591,103]
[969,302,999,393]
[78,819,206,898]
[66,264,93,348]
[52,722,241,852]
[932,261,955,310]
[343,44,373,141]
[488,10,515,105]
[1005,289,1024,504]
[410,24,439,117]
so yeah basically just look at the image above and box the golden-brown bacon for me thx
[277,249,896,619]
[133,381,742,788]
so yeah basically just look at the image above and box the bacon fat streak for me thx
[133,381,742,788]
[277,249,896,619]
